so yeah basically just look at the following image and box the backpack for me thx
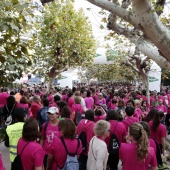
[59,137,80,170]
[76,111,82,125]
[79,121,93,153]
[12,142,30,170]
[108,122,120,155]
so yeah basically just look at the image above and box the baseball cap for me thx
[47,107,59,114]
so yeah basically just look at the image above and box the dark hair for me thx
[20,96,28,104]
[10,91,15,95]
[126,99,134,107]
[95,109,102,116]
[20,90,24,95]
[54,95,61,102]
[139,121,151,137]
[61,106,70,118]
[144,109,157,123]
[141,100,147,106]
[125,106,135,116]
[72,87,76,93]
[7,96,16,105]
[57,101,68,112]
[58,119,76,139]
[85,110,94,121]
[106,110,119,121]
[13,108,27,122]
[66,92,73,102]
[22,118,39,141]
[86,90,91,97]
[152,111,164,132]
[112,99,117,104]
[43,99,49,107]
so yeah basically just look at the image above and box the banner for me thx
[148,62,161,92]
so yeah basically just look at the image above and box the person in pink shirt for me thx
[67,92,74,109]
[71,96,84,122]
[133,100,143,121]
[155,99,167,114]
[40,107,60,169]
[17,118,45,170]
[94,106,106,122]
[31,95,42,119]
[106,110,127,170]
[139,121,164,167]
[95,93,106,108]
[47,119,82,170]
[77,110,95,170]
[120,123,157,170]
[50,95,60,107]
[0,88,9,126]
[122,106,138,132]
[16,96,29,110]
[84,90,94,110]
[149,111,166,155]
[107,99,117,111]
[0,154,4,170]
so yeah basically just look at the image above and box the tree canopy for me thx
[34,0,96,86]
[0,0,40,85]
[85,0,170,70]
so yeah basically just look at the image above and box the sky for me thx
[74,0,111,47]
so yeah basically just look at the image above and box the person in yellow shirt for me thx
[4,108,27,170]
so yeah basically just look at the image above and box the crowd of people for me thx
[0,83,169,170]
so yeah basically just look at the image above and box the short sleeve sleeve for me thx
[34,148,45,167]
[149,147,157,167]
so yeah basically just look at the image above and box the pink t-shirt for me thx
[133,108,143,121]
[0,92,9,107]
[16,103,29,110]
[106,120,127,145]
[120,142,157,170]
[77,119,95,156]
[18,138,45,170]
[107,102,116,110]
[62,95,68,102]
[0,154,4,170]
[31,102,42,119]
[84,97,94,110]
[71,104,84,121]
[122,117,138,132]
[67,97,75,109]
[149,121,166,144]
[94,115,106,122]
[95,98,106,106]
[49,137,82,170]
[41,122,60,153]
[155,105,167,114]
[149,138,156,154]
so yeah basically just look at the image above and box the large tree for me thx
[34,0,96,89]
[0,0,41,85]
[85,0,170,70]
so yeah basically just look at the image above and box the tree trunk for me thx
[47,77,55,92]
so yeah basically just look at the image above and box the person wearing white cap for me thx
[40,107,60,170]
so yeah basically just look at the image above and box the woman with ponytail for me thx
[149,110,166,155]
[120,123,157,170]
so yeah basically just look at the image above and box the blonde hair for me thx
[129,123,149,161]
[94,120,110,137]
[74,96,81,104]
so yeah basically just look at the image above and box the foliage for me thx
[0,0,40,85]
[80,49,139,83]
[34,0,96,80]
